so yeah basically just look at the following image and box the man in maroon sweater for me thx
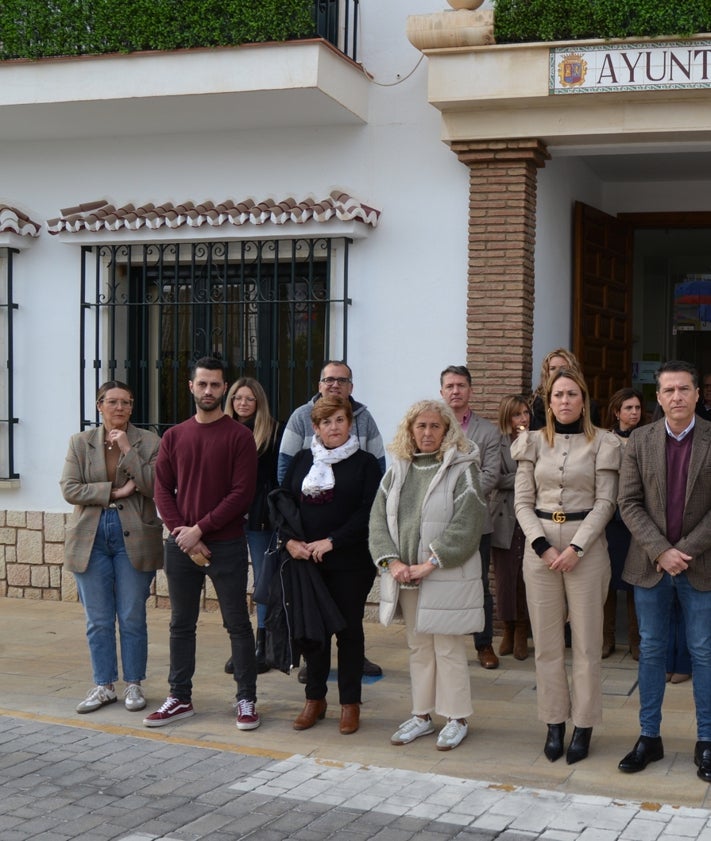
[144,357,259,730]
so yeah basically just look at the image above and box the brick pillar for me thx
[451,139,549,420]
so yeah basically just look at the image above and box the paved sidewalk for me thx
[1,598,711,840]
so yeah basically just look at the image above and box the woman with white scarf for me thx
[281,396,381,736]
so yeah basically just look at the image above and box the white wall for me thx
[0,0,470,511]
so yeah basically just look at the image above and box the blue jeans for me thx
[74,509,155,685]
[246,529,273,628]
[666,591,692,675]
[635,572,711,740]
[165,536,257,703]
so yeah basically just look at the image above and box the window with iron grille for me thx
[0,247,19,480]
[80,238,350,431]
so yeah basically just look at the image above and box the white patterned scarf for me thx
[301,433,360,497]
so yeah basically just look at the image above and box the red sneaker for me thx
[235,698,260,730]
[143,696,194,727]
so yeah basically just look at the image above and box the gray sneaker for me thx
[76,685,118,714]
[123,683,146,711]
[391,715,435,745]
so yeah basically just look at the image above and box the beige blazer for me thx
[512,428,620,552]
[60,424,164,573]
[619,417,711,591]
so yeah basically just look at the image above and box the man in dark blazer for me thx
[618,360,711,783]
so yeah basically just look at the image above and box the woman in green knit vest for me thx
[369,400,485,751]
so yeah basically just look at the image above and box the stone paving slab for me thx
[2,715,711,841]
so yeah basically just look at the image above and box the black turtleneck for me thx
[554,418,583,434]
[613,425,633,439]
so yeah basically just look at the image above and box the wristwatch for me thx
[570,544,584,558]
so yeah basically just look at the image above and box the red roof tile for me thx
[0,206,41,237]
[47,191,380,235]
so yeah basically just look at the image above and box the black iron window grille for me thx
[79,238,351,432]
[314,0,359,62]
[0,248,19,481]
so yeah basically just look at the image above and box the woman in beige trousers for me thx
[513,368,620,764]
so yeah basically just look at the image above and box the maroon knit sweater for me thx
[155,414,257,541]
[665,430,693,545]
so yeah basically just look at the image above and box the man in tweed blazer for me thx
[618,360,711,783]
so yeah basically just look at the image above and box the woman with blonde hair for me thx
[530,349,601,430]
[513,368,620,764]
[224,376,283,673]
[370,400,485,751]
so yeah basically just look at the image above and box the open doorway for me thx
[630,225,711,417]
[574,205,711,422]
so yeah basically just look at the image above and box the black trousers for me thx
[304,565,375,705]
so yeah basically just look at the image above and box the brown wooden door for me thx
[573,201,633,424]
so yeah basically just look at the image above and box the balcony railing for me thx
[315,0,359,62]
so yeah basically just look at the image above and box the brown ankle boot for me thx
[602,587,616,658]
[513,621,529,660]
[499,621,515,656]
[339,703,360,735]
[293,698,327,731]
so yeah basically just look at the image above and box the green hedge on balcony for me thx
[493,0,711,44]
[0,0,317,60]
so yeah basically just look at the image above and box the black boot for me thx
[256,628,270,675]
[544,723,566,762]
[566,726,593,764]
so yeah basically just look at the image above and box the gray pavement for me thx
[2,598,711,840]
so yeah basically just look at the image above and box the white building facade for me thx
[1,0,710,603]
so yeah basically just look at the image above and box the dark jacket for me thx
[264,488,345,673]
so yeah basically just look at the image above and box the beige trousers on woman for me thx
[398,587,473,720]
[523,528,610,727]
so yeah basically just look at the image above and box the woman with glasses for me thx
[61,381,164,715]
[225,377,284,673]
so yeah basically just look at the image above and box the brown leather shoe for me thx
[293,698,327,731]
[339,703,360,735]
[477,645,499,670]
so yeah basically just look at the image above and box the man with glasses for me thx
[440,365,501,670]
[145,357,260,731]
[278,359,386,680]
[277,360,385,483]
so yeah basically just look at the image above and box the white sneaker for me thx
[391,715,435,745]
[123,683,146,712]
[436,718,468,751]
[76,685,118,714]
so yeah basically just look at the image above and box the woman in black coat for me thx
[280,396,381,736]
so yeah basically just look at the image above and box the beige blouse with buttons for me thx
[512,429,621,552]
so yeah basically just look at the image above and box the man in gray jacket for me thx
[440,365,501,670]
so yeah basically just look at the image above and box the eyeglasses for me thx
[100,399,133,409]
[320,377,352,385]
[233,395,256,403]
